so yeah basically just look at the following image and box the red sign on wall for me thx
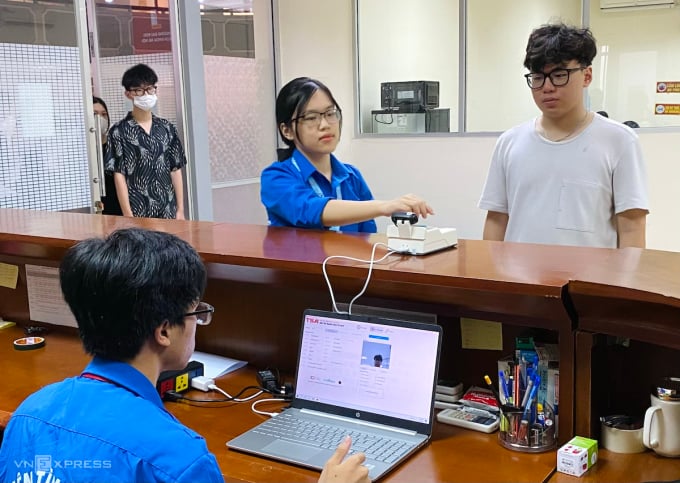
[656,82,680,94]
[132,13,172,53]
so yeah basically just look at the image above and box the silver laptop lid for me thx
[292,309,443,435]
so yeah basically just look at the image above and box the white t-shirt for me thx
[478,114,649,248]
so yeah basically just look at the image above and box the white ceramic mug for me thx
[643,394,680,457]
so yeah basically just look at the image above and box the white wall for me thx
[276,0,680,251]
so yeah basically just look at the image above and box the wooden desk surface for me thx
[547,449,680,482]
[0,326,558,483]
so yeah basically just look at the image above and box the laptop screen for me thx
[295,310,441,425]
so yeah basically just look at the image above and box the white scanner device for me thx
[386,212,458,255]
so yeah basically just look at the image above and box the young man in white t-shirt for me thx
[478,23,649,248]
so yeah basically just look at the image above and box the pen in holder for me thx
[499,401,557,453]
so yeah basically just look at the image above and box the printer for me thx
[380,80,439,112]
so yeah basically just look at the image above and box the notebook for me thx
[227,308,443,480]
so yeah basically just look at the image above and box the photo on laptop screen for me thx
[227,309,443,480]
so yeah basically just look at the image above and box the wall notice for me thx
[0,262,18,289]
[460,318,503,351]
[656,82,680,94]
[655,104,680,115]
[26,265,77,327]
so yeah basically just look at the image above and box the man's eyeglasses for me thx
[292,108,342,126]
[184,301,214,326]
[524,67,585,90]
[128,85,158,97]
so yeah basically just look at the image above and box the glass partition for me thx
[589,3,680,127]
[466,0,581,132]
[356,0,680,134]
[356,0,460,134]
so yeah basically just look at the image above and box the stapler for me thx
[386,212,458,255]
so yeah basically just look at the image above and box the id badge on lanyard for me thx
[292,157,342,232]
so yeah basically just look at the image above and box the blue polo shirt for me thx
[0,357,223,483]
[261,149,378,233]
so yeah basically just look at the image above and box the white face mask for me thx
[133,94,157,111]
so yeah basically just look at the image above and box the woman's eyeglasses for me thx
[291,108,342,126]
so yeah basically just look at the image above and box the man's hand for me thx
[318,436,371,483]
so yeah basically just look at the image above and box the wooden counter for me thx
[2,208,680,481]
[0,208,596,442]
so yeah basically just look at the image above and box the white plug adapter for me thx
[191,375,216,392]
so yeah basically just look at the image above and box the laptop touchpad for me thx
[262,440,323,461]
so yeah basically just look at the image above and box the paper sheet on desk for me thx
[191,351,247,379]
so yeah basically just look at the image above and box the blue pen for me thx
[518,382,538,441]
[499,370,510,405]
[521,372,535,408]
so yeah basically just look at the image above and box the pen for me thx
[514,364,521,408]
[499,370,510,405]
[521,374,535,408]
[517,382,538,441]
[484,374,504,411]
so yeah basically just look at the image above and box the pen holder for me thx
[499,403,557,453]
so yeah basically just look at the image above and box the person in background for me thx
[623,120,640,129]
[478,23,648,248]
[596,110,608,118]
[261,77,433,233]
[106,64,187,219]
[93,96,122,216]
[0,228,370,483]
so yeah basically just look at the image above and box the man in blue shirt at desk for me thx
[0,228,370,483]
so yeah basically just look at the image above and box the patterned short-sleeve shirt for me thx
[105,112,187,219]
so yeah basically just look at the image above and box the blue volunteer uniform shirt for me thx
[0,357,224,483]
[260,149,378,233]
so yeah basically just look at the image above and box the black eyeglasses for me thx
[524,67,585,90]
[291,108,342,126]
[184,301,214,326]
[128,85,158,97]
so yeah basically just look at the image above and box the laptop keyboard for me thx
[253,412,414,463]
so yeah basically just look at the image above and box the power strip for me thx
[156,360,204,399]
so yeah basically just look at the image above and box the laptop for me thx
[227,309,443,480]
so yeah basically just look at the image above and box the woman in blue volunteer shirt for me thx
[261,77,433,233]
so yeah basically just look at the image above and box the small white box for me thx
[557,436,598,477]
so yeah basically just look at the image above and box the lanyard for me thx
[291,157,342,232]
[81,371,122,388]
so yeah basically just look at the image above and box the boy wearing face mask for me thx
[105,64,187,219]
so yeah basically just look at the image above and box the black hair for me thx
[524,23,597,73]
[275,77,341,161]
[596,110,608,118]
[374,354,383,361]
[59,228,206,361]
[93,96,108,115]
[623,120,640,129]
[121,63,158,90]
